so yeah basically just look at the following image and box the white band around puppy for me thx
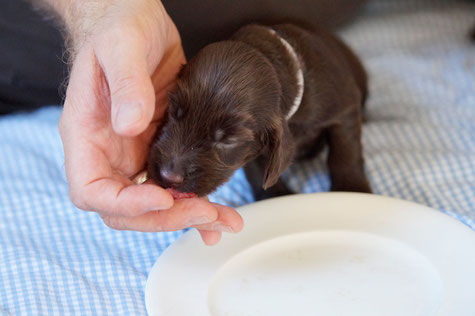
[266,28,304,120]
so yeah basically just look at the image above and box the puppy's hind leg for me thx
[244,157,294,201]
[327,106,371,193]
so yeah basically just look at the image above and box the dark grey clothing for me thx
[0,0,65,113]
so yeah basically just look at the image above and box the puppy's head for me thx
[147,105,258,196]
[147,40,283,196]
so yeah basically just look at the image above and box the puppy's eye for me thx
[215,138,240,150]
[214,129,241,150]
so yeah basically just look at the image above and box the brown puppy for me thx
[147,23,371,200]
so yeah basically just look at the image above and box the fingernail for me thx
[187,216,213,226]
[212,223,235,233]
[116,103,143,131]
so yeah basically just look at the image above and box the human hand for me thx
[57,0,243,245]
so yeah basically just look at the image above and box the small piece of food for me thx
[166,188,198,200]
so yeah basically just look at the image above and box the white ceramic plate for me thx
[145,193,475,316]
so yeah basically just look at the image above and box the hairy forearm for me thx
[32,0,113,49]
[32,0,168,55]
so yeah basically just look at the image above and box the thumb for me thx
[96,34,156,136]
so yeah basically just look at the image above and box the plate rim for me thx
[145,192,475,316]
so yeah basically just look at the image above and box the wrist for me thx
[63,1,114,53]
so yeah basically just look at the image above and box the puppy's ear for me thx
[262,118,295,189]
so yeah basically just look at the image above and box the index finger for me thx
[77,178,174,217]
[100,197,223,232]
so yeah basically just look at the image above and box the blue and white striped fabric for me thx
[1,0,474,314]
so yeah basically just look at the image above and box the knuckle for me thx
[111,73,135,90]
[69,189,88,210]
[109,74,143,100]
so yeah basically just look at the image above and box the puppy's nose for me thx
[160,168,184,186]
